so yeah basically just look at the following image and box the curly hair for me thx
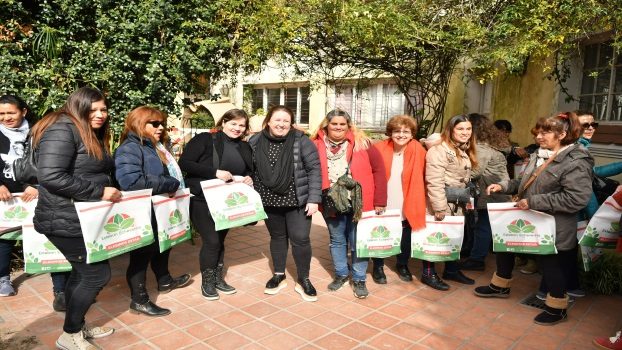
[468,113,510,150]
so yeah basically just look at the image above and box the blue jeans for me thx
[469,209,492,261]
[324,213,368,281]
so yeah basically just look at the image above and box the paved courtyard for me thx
[1,215,621,349]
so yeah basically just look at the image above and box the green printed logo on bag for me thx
[103,213,135,233]
[169,209,182,225]
[4,206,29,220]
[43,241,58,251]
[225,192,248,207]
[426,232,451,244]
[507,219,535,233]
[371,225,391,239]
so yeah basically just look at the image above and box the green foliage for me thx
[189,109,215,129]
[0,0,236,141]
[579,250,622,295]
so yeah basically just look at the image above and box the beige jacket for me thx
[425,141,472,214]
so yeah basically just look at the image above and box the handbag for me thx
[445,186,471,205]
[14,134,38,185]
[593,175,620,205]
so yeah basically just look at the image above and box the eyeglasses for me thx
[146,120,166,128]
[581,122,599,129]
[392,130,412,135]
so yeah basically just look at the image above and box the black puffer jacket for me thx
[33,116,114,238]
[249,129,322,206]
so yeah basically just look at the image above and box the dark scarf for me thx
[255,129,296,195]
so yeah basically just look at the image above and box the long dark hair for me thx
[31,87,111,159]
[468,113,510,150]
[441,114,478,168]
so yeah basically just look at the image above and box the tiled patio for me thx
[1,215,621,350]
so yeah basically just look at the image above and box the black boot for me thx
[157,273,191,293]
[215,264,236,295]
[534,305,567,325]
[372,265,387,284]
[201,269,219,301]
[129,284,171,316]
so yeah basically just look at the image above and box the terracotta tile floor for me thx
[2,215,622,349]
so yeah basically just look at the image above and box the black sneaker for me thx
[264,274,287,295]
[327,275,349,291]
[421,273,449,291]
[158,273,191,293]
[53,291,66,312]
[295,278,318,302]
[372,266,387,284]
[473,284,510,298]
[352,280,369,299]
[460,259,485,271]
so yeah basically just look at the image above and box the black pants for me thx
[496,250,571,299]
[264,206,312,280]
[538,245,580,292]
[126,237,172,303]
[372,221,412,267]
[191,198,229,271]
[0,238,16,277]
[47,236,111,334]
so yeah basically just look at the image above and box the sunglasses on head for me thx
[146,120,166,128]
[581,122,599,129]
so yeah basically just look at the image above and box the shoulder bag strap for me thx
[516,153,557,200]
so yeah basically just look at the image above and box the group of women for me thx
[0,85,608,349]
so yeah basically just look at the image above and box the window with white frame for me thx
[579,41,622,122]
[327,82,408,129]
[248,85,310,124]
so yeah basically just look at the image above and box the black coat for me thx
[178,131,253,199]
[33,116,114,238]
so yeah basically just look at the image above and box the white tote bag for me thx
[577,220,603,272]
[75,189,154,263]
[201,176,268,230]
[151,188,192,253]
[411,215,464,262]
[488,202,557,254]
[22,223,71,273]
[579,196,622,249]
[0,194,37,238]
[355,209,403,258]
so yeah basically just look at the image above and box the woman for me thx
[311,109,386,299]
[32,87,121,349]
[0,95,70,310]
[249,105,321,302]
[475,112,593,325]
[576,110,622,218]
[424,114,477,290]
[371,115,425,283]
[0,95,37,298]
[460,114,511,271]
[179,109,253,300]
[115,106,190,317]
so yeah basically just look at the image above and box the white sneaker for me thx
[55,331,100,350]
[82,325,114,339]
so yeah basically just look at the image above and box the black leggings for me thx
[47,236,111,334]
[126,238,172,303]
[191,198,229,271]
[264,206,312,280]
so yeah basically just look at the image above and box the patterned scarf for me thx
[156,142,185,189]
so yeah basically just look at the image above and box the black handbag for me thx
[445,186,471,205]
[593,175,620,205]
[14,134,38,185]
